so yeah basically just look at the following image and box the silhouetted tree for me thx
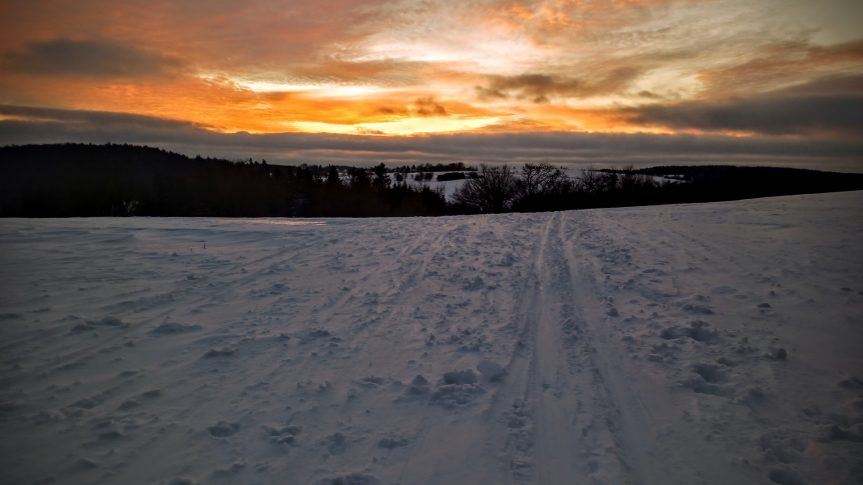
[326,166,342,188]
[453,164,517,213]
[372,163,390,191]
[3,144,861,218]
[346,167,363,187]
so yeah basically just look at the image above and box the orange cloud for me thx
[1,0,862,140]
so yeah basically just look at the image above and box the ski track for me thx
[1,192,862,484]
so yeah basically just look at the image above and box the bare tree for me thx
[453,164,517,212]
[516,163,566,200]
[578,169,603,194]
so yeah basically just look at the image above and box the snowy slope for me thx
[388,172,468,201]
[0,192,861,485]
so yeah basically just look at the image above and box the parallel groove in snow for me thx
[0,192,861,484]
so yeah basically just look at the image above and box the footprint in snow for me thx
[263,424,301,445]
[377,435,409,449]
[150,322,202,334]
[431,370,486,409]
[680,363,727,395]
[69,316,129,334]
[659,321,719,344]
[403,375,430,397]
[317,473,379,485]
[202,348,235,358]
[321,432,349,454]
[208,421,240,438]
[682,303,714,315]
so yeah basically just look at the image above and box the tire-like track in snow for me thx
[2,193,861,485]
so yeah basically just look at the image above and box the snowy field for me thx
[1,192,862,485]
[387,172,468,201]
[391,169,680,202]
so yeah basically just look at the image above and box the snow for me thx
[389,168,679,202]
[1,191,862,484]
[388,172,469,201]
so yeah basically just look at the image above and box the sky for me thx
[1,0,862,169]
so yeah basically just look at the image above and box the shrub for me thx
[453,164,517,213]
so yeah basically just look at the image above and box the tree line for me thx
[2,144,861,217]
[451,163,863,213]
[0,144,445,217]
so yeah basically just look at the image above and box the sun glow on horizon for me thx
[291,116,504,136]
[226,78,407,98]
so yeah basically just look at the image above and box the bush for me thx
[453,165,517,213]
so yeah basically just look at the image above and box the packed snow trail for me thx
[1,192,861,484]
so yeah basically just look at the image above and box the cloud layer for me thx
[3,39,181,78]
[3,105,861,172]
[629,75,863,136]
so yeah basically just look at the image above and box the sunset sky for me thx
[1,0,861,168]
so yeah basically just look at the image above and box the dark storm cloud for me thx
[0,105,203,132]
[1,105,861,172]
[3,39,183,78]
[630,74,863,136]
[478,68,642,103]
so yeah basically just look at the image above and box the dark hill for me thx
[0,144,446,217]
[632,165,863,203]
[2,143,861,217]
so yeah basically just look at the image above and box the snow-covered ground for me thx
[388,172,469,201]
[390,169,680,202]
[1,192,861,485]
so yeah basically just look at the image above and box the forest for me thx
[2,143,862,217]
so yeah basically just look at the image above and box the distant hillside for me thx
[2,143,862,217]
[632,165,863,203]
[0,144,447,217]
